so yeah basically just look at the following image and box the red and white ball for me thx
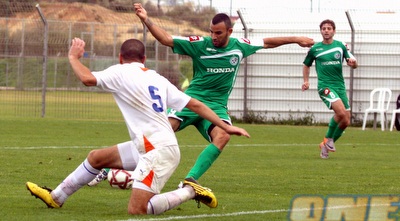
[107,169,134,189]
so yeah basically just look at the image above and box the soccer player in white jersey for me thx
[26,38,250,215]
[302,19,358,159]
[132,3,314,186]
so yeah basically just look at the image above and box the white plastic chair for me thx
[362,88,392,131]
[390,109,400,131]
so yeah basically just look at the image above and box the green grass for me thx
[0,90,122,120]
[1,117,399,220]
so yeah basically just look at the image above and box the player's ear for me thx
[141,55,146,64]
[227,28,233,35]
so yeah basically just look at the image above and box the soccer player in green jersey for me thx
[132,3,314,186]
[302,19,358,159]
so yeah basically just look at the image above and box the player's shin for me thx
[186,143,221,180]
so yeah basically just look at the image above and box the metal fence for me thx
[1,2,400,125]
[0,2,196,120]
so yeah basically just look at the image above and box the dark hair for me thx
[120,39,145,62]
[319,19,336,30]
[212,13,232,29]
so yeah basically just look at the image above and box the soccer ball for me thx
[107,169,134,189]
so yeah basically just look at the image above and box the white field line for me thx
[117,203,392,221]
[2,143,400,150]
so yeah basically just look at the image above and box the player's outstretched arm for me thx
[302,65,311,91]
[263,36,314,49]
[68,38,97,86]
[185,98,250,138]
[134,3,174,47]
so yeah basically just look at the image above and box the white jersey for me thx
[93,62,190,154]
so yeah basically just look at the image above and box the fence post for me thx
[17,21,25,90]
[345,10,356,124]
[113,24,117,60]
[36,4,48,118]
[237,9,249,120]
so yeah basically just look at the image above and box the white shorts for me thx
[117,141,139,171]
[131,145,180,194]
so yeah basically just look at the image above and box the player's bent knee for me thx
[87,150,104,168]
[221,132,231,143]
[128,205,147,215]
[213,132,231,149]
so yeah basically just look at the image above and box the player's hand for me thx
[297,37,314,47]
[302,82,309,91]
[346,58,358,68]
[134,3,147,21]
[226,126,250,138]
[68,37,85,60]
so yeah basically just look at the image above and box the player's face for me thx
[320,23,335,41]
[209,21,232,48]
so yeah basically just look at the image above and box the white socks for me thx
[51,158,99,205]
[147,186,195,214]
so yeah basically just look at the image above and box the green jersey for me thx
[172,36,263,107]
[303,40,354,90]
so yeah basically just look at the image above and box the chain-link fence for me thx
[0,1,205,120]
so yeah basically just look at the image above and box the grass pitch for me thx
[1,117,399,221]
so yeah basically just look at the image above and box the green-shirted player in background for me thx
[133,3,314,186]
[302,19,358,159]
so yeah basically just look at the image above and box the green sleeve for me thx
[303,49,315,67]
[172,37,202,57]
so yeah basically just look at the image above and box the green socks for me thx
[333,127,345,142]
[185,144,221,180]
[325,117,345,142]
[325,117,338,138]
